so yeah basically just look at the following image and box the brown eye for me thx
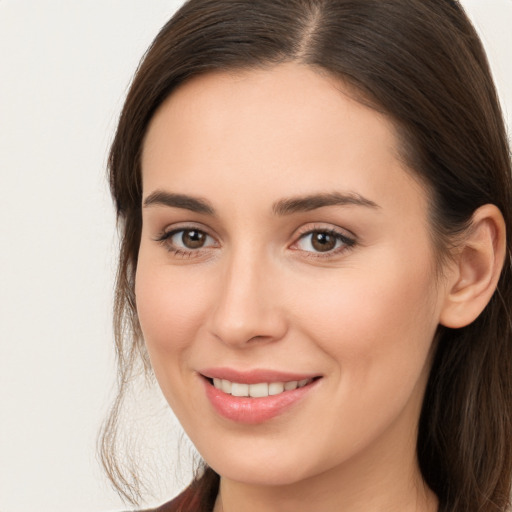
[294,229,355,255]
[181,229,207,249]
[157,228,217,254]
[311,231,337,252]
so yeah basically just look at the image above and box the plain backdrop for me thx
[0,1,511,511]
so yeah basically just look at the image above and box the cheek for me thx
[293,255,439,393]
[135,261,210,366]
[134,260,218,424]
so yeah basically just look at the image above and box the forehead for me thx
[141,63,426,218]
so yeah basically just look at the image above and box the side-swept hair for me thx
[102,1,512,510]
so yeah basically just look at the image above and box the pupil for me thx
[312,232,336,252]
[182,230,205,249]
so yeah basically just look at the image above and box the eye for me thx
[294,229,355,255]
[172,229,210,249]
[156,227,217,255]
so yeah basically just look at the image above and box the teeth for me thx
[221,379,232,394]
[231,382,249,396]
[249,382,269,397]
[212,378,312,397]
[268,382,284,395]
[284,380,298,391]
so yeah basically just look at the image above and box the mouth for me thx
[205,376,318,398]
[199,370,322,424]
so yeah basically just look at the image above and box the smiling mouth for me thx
[204,376,320,398]
[201,373,322,423]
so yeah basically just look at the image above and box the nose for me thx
[209,249,288,348]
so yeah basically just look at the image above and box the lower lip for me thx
[202,377,320,424]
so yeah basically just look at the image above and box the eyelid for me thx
[152,221,356,259]
[154,221,217,241]
[289,223,357,257]
[293,222,356,239]
[153,223,220,257]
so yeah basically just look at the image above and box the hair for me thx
[100,0,512,510]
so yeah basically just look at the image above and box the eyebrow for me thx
[143,191,215,214]
[142,190,380,216]
[272,192,380,215]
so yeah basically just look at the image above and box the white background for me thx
[0,1,511,511]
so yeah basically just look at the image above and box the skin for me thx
[135,63,456,512]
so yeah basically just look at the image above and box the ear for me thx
[440,204,507,329]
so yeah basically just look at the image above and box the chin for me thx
[211,458,313,487]
[197,439,329,487]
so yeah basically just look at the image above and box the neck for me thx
[214,457,437,512]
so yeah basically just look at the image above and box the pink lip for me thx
[200,367,319,384]
[199,368,322,424]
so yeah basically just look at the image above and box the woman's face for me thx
[136,64,451,487]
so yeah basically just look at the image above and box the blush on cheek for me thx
[135,269,211,355]
[298,262,438,365]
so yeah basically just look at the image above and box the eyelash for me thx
[154,227,217,259]
[291,226,356,259]
[154,225,356,259]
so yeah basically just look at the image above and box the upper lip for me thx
[199,367,321,384]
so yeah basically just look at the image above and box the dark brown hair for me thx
[101,1,512,510]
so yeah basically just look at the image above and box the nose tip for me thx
[211,294,288,348]
[212,312,285,348]
[208,260,288,348]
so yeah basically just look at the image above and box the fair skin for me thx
[135,63,505,512]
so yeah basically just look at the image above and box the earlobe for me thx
[440,204,506,329]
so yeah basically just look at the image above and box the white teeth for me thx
[249,382,269,398]
[212,378,312,397]
[268,382,285,395]
[221,379,232,394]
[231,382,249,397]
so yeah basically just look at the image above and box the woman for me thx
[101,0,512,511]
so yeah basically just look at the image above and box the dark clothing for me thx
[140,483,216,512]
[137,469,219,511]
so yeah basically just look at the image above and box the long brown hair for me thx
[101,1,512,510]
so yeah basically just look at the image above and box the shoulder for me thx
[135,485,207,512]
[130,470,218,512]
[136,493,187,511]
